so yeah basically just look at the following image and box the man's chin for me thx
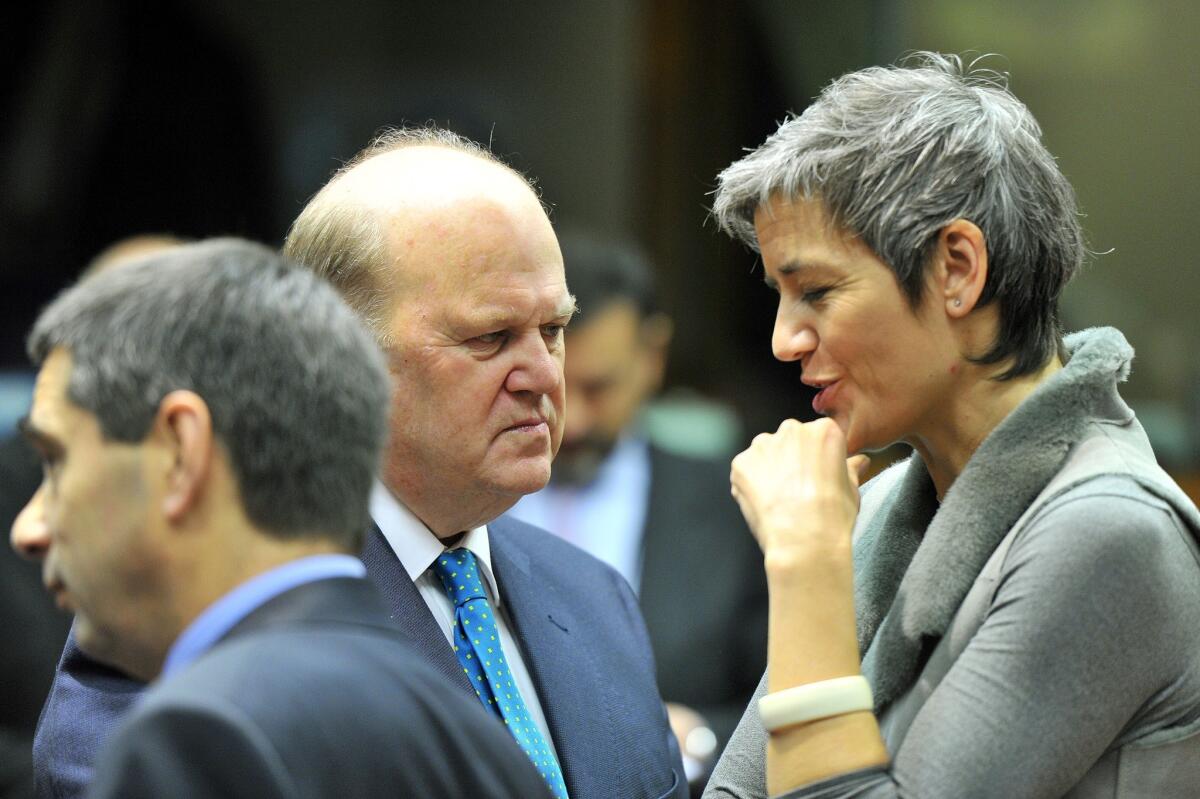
[73,619,155,679]
[74,621,125,671]
[493,458,553,497]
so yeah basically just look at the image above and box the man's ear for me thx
[934,219,988,318]
[154,390,213,523]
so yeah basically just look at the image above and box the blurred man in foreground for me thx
[0,233,185,799]
[12,239,553,798]
[32,131,685,799]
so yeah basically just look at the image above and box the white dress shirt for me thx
[369,481,560,760]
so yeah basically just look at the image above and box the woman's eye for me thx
[803,287,831,303]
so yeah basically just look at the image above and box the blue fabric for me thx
[34,634,143,799]
[35,515,686,799]
[90,577,559,798]
[432,548,569,799]
[162,554,366,678]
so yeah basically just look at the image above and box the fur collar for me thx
[852,327,1135,711]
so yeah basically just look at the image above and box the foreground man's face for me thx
[13,348,164,669]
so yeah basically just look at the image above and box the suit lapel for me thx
[359,525,474,695]
[488,517,595,796]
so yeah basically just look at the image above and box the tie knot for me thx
[430,548,488,607]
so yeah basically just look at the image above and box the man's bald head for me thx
[283,127,544,342]
[282,126,570,535]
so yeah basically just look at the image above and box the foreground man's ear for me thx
[156,390,213,522]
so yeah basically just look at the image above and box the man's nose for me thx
[11,485,50,561]
[505,334,563,396]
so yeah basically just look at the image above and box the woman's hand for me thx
[730,418,869,560]
[732,419,888,791]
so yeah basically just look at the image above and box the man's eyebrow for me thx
[559,297,579,320]
[469,298,578,331]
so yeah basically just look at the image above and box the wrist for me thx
[763,539,853,582]
[758,675,873,732]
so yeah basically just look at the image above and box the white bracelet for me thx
[758,675,873,732]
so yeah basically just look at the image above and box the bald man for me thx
[30,129,686,799]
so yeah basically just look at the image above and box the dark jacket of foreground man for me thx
[87,576,553,799]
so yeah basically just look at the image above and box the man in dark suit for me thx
[508,233,768,792]
[11,239,552,798]
[33,130,685,799]
[0,234,186,799]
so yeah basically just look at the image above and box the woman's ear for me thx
[154,390,213,523]
[935,219,988,318]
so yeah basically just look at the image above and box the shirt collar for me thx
[162,553,366,679]
[370,480,501,606]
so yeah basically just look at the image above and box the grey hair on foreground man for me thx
[28,237,390,546]
[713,52,1084,379]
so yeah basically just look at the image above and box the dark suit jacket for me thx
[87,577,553,799]
[637,447,767,745]
[36,516,685,799]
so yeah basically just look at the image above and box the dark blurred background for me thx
[3,0,1199,450]
[1,1,1198,795]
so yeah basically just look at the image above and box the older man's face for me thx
[380,191,573,533]
[12,348,165,671]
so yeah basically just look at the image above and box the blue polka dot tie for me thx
[431,549,569,799]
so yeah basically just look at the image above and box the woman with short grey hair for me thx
[705,53,1200,799]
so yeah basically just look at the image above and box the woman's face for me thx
[754,195,958,454]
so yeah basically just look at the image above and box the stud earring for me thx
[953,299,962,308]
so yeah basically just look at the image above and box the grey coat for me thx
[705,328,1200,799]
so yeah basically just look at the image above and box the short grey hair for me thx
[713,52,1085,379]
[28,238,390,548]
[282,125,538,343]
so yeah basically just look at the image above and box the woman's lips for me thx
[811,381,839,415]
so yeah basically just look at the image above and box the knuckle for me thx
[751,432,773,447]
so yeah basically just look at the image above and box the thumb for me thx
[846,454,871,487]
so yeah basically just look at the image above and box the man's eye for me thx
[475,331,505,344]
[541,324,564,339]
[802,287,831,303]
[39,455,61,478]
